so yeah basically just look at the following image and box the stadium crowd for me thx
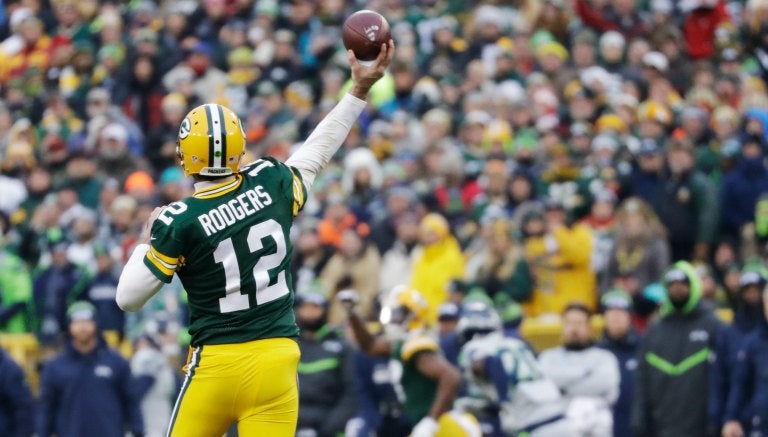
[2,0,768,436]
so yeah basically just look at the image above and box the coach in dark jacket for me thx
[632,261,722,437]
[0,347,33,437]
[709,269,765,431]
[722,281,768,437]
[598,290,640,437]
[36,301,144,437]
[295,290,356,437]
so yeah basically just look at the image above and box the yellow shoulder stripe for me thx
[291,171,305,216]
[401,336,439,362]
[194,175,243,199]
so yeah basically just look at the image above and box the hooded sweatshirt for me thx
[632,261,722,437]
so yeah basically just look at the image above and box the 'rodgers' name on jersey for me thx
[197,186,273,237]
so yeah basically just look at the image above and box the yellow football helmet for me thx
[434,411,482,437]
[380,285,430,333]
[176,103,246,177]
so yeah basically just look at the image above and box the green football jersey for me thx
[392,333,440,423]
[144,157,307,346]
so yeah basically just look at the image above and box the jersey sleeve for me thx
[143,214,184,283]
[400,335,440,363]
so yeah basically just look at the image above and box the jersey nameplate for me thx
[198,186,273,236]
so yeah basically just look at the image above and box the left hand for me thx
[139,207,164,245]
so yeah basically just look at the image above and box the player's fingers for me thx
[381,39,395,70]
[347,49,359,69]
[149,206,163,220]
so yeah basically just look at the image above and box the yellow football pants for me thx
[167,337,300,437]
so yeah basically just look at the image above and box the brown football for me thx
[342,10,391,62]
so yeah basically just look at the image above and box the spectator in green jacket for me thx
[0,212,32,333]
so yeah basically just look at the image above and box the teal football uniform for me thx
[143,157,307,346]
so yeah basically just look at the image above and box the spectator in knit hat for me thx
[597,290,640,437]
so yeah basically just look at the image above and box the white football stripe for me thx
[207,104,223,168]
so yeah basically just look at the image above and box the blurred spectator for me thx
[145,92,187,174]
[162,42,227,105]
[295,288,356,437]
[524,201,596,318]
[464,217,532,305]
[436,301,461,366]
[33,238,90,349]
[36,301,144,437]
[292,221,334,297]
[116,55,165,134]
[0,345,34,437]
[719,134,768,241]
[370,186,418,255]
[130,323,176,437]
[601,198,670,315]
[410,213,465,324]
[65,209,98,274]
[85,246,123,337]
[597,290,640,437]
[0,14,51,85]
[62,152,101,209]
[580,190,618,284]
[538,303,619,437]
[710,268,766,432]
[342,148,383,223]
[0,212,33,333]
[379,211,420,294]
[320,226,380,325]
[95,123,150,186]
[655,141,719,262]
[632,261,723,437]
[722,277,768,437]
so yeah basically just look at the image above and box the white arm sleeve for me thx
[285,93,367,191]
[116,244,164,312]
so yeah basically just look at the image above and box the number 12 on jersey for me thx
[213,219,289,313]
